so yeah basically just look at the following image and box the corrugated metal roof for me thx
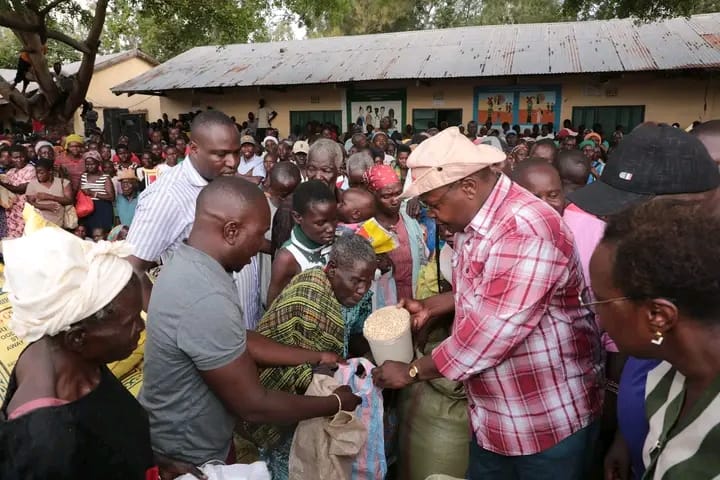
[112,13,720,94]
[62,49,158,76]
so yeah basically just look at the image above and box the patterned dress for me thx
[241,268,345,480]
[4,164,36,238]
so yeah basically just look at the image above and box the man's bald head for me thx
[270,161,301,187]
[191,176,270,272]
[512,158,559,184]
[555,149,590,190]
[512,158,565,215]
[529,139,558,163]
[692,120,720,167]
[268,161,301,198]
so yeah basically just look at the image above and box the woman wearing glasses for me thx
[588,199,720,480]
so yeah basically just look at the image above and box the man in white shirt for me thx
[238,135,266,184]
[256,99,277,140]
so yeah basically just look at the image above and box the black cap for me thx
[568,124,720,216]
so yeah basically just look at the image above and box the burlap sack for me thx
[288,374,367,480]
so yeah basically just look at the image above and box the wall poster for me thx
[347,88,407,134]
[474,87,561,132]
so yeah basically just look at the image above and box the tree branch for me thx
[0,11,39,31]
[46,28,91,54]
[64,0,108,118]
[85,0,108,48]
[40,0,70,16]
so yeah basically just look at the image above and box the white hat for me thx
[293,140,310,154]
[400,127,505,199]
[3,227,134,342]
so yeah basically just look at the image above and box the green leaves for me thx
[562,0,720,20]
[103,0,271,62]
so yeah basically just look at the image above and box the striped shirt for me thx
[80,173,111,198]
[643,361,720,479]
[233,257,262,331]
[127,159,207,264]
[127,159,261,329]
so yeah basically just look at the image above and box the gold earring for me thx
[651,331,664,346]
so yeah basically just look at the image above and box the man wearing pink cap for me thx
[373,127,603,480]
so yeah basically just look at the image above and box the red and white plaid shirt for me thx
[432,174,604,456]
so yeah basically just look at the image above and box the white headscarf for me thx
[34,140,53,154]
[3,227,134,342]
[263,136,278,146]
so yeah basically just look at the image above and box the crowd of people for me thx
[0,106,719,480]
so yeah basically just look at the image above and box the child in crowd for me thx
[266,180,337,307]
[158,145,179,175]
[72,224,87,239]
[91,227,107,242]
[102,159,121,198]
[262,152,278,190]
[337,187,376,227]
[137,151,160,189]
[163,144,180,169]
[107,224,129,241]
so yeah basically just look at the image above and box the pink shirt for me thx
[563,203,617,353]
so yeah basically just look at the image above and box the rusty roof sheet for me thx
[112,13,720,94]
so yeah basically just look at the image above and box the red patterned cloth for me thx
[5,164,36,238]
[364,164,399,192]
[431,174,603,456]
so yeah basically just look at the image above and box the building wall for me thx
[560,73,719,127]
[159,85,346,136]
[73,57,162,135]
[153,72,719,136]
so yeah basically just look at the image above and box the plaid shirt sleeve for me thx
[432,234,570,382]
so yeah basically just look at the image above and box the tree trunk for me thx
[0,0,109,130]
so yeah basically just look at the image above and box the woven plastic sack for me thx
[334,358,387,480]
[398,328,469,480]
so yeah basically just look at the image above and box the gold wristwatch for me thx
[408,363,419,381]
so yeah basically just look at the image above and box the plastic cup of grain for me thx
[363,305,414,366]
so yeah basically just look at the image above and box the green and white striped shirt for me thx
[643,361,720,479]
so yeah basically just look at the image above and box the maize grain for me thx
[363,306,411,341]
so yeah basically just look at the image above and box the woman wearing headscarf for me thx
[25,157,73,227]
[80,150,115,233]
[365,164,426,308]
[589,200,720,480]
[56,134,85,193]
[0,227,157,478]
[1,145,36,238]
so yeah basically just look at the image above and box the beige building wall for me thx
[160,85,346,136]
[559,73,719,127]
[153,72,718,135]
[73,57,162,135]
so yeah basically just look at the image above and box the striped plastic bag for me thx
[334,358,387,480]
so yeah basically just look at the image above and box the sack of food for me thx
[398,327,469,480]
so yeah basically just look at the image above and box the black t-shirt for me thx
[0,364,156,480]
